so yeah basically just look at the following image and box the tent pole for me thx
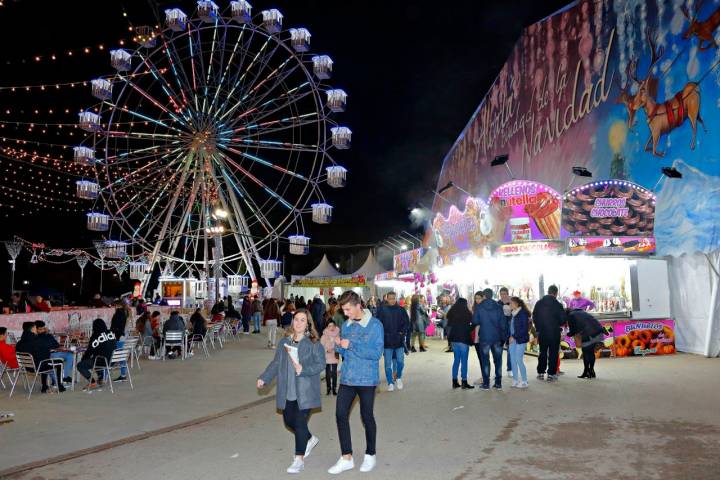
[704,257,719,357]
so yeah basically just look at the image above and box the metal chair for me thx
[207,323,224,350]
[0,361,19,392]
[10,353,65,399]
[123,336,141,370]
[91,348,134,393]
[188,333,210,358]
[162,331,186,360]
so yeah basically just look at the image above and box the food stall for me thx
[429,179,674,359]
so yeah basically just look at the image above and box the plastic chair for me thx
[11,353,65,399]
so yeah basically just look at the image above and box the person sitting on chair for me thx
[16,322,65,393]
[76,319,117,390]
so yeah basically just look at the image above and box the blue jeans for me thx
[509,341,528,382]
[49,351,74,383]
[116,340,128,377]
[252,312,262,332]
[479,342,504,386]
[451,342,470,381]
[383,347,405,384]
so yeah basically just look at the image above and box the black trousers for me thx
[474,343,485,373]
[325,364,338,392]
[336,385,376,456]
[582,345,597,372]
[241,315,250,333]
[77,357,106,381]
[283,400,312,456]
[537,335,560,376]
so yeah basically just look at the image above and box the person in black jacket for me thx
[36,321,73,386]
[567,309,605,379]
[16,321,65,393]
[508,298,531,388]
[532,285,567,382]
[77,318,117,389]
[109,305,129,382]
[376,292,410,392]
[446,298,474,390]
[497,287,513,376]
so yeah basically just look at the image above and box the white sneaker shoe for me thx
[328,457,354,474]
[511,381,520,388]
[287,457,304,474]
[387,383,395,392]
[519,381,529,389]
[507,371,514,378]
[395,378,403,390]
[359,454,377,473]
[304,435,319,458]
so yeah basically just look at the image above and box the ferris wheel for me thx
[75,1,350,287]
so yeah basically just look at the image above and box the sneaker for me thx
[473,378,484,386]
[557,370,566,376]
[304,435,319,458]
[536,374,545,381]
[114,375,127,382]
[328,457,354,475]
[387,383,395,392]
[287,457,304,474]
[493,383,502,390]
[519,381,529,389]
[507,370,513,378]
[359,454,376,473]
[479,384,490,391]
[62,376,73,383]
[82,382,98,391]
[546,374,558,382]
[395,378,403,390]
[188,352,195,357]
[511,381,520,388]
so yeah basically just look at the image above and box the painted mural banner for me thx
[612,319,676,357]
[563,180,656,237]
[488,180,565,242]
[393,248,425,275]
[567,235,656,255]
[431,0,720,255]
[432,197,496,265]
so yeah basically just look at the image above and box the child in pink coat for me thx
[320,319,340,395]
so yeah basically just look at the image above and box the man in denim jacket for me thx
[327,291,384,475]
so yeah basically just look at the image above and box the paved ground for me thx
[1,335,719,480]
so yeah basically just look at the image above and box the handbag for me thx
[425,322,435,337]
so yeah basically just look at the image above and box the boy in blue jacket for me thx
[328,291,384,475]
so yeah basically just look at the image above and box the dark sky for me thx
[0,0,570,298]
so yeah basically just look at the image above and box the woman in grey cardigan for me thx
[257,308,326,474]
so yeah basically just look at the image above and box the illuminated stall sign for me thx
[567,236,656,255]
[432,197,496,266]
[562,180,656,238]
[293,275,366,288]
[374,271,396,282]
[495,240,564,256]
[488,181,564,243]
[393,248,424,275]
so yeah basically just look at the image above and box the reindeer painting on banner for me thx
[432,0,720,255]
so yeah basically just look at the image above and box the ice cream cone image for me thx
[525,191,561,239]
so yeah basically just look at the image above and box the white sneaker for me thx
[387,383,395,392]
[511,381,520,388]
[287,457,304,474]
[395,378,403,390]
[328,457,354,474]
[507,371,513,378]
[304,435,319,458]
[519,381,529,389]
[359,454,376,473]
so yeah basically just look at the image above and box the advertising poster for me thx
[613,319,676,357]
[563,180,656,238]
[432,197,496,265]
[393,248,425,275]
[293,275,367,288]
[488,180,565,242]
[567,236,656,255]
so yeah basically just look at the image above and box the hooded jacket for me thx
[240,298,253,318]
[110,308,127,340]
[35,332,60,363]
[567,309,604,341]
[510,308,531,344]
[376,303,409,349]
[532,295,567,339]
[446,299,473,345]
[472,299,507,344]
[162,313,186,334]
[82,319,117,363]
[335,309,384,387]
[15,331,41,367]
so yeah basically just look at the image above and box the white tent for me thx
[305,254,342,277]
[352,250,384,279]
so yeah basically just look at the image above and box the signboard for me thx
[495,240,564,256]
[374,271,396,282]
[488,181,564,242]
[612,319,675,357]
[393,248,424,275]
[563,180,656,238]
[567,236,656,255]
[560,321,615,359]
[432,197,497,265]
[293,275,366,288]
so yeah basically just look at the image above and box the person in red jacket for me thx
[0,327,19,369]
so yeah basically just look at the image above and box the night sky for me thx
[0,0,570,300]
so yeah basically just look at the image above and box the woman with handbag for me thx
[257,309,326,474]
